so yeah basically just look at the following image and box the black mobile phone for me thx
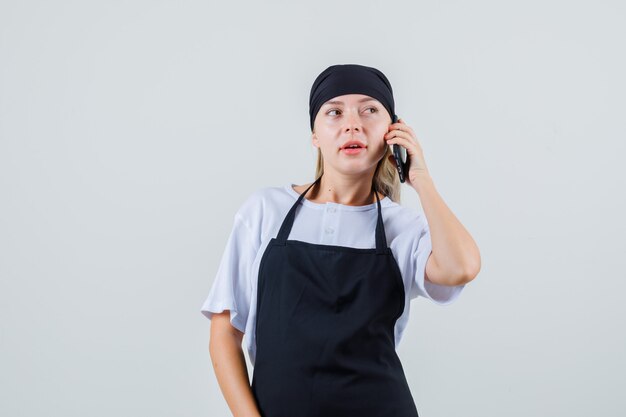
[390,114,409,183]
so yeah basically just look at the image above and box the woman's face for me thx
[312,94,391,176]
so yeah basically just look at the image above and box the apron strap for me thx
[373,188,388,254]
[276,177,320,245]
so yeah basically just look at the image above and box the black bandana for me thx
[309,64,396,132]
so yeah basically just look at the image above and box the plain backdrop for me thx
[1,1,625,416]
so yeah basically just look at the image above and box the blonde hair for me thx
[313,147,402,204]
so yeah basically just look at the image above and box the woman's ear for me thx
[312,132,319,148]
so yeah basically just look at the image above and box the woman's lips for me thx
[341,147,365,155]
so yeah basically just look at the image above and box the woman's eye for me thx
[326,107,377,116]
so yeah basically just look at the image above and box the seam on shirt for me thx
[234,212,255,236]
[233,211,261,335]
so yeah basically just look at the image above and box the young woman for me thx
[202,64,481,417]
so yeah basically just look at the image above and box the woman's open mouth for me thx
[340,141,367,155]
[341,147,365,155]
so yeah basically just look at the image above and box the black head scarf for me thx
[309,64,396,132]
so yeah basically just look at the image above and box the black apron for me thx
[251,174,419,417]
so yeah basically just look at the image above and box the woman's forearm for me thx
[209,312,261,417]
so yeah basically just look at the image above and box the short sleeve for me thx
[410,216,465,305]
[200,213,259,333]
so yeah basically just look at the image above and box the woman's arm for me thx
[385,118,481,287]
[209,311,261,417]
[413,174,482,286]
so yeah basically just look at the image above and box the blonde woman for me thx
[202,63,481,417]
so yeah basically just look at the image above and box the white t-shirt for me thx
[201,183,465,367]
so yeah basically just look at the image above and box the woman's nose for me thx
[344,112,362,132]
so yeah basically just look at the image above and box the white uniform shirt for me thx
[201,183,465,367]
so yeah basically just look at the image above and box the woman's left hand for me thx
[384,118,431,187]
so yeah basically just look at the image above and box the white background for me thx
[1,1,625,416]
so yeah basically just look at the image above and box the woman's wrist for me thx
[410,172,434,194]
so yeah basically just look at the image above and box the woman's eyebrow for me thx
[323,98,378,106]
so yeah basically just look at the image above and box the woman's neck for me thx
[305,172,381,206]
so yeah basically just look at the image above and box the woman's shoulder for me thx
[384,202,428,238]
[234,184,294,219]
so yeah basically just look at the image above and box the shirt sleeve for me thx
[411,215,465,305]
[200,212,259,333]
